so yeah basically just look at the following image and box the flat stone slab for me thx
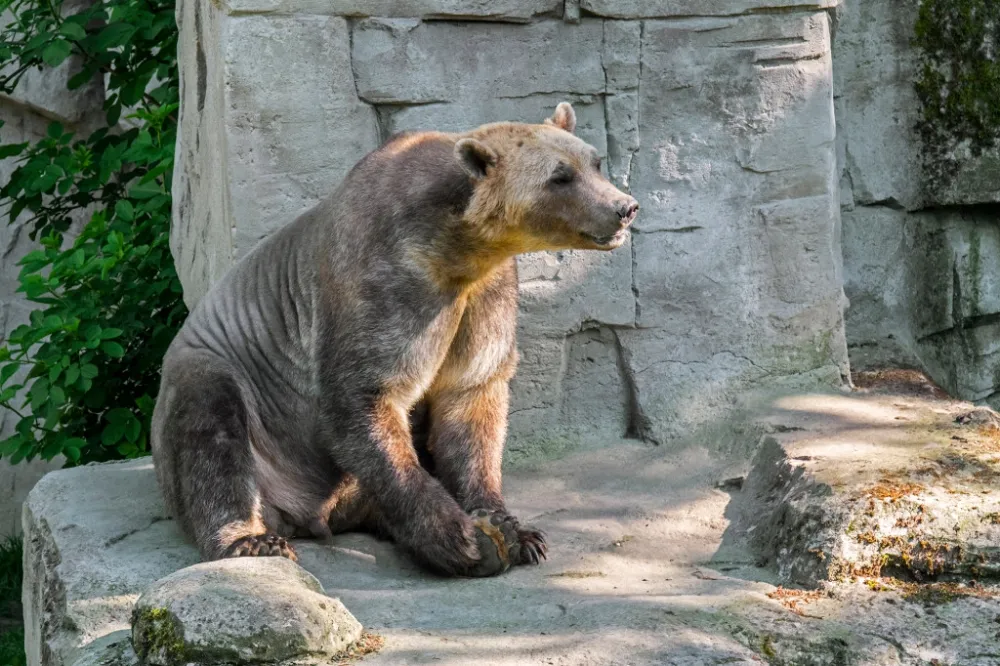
[23,389,1000,665]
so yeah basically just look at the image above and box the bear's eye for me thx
[592,156,602,171]
[549,165,576,186]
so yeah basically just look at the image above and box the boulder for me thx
[132,558,362,665]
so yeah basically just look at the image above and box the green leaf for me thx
[83,323,102,340]
[106,407,133,424]
[80,363,99,379]
[128,182,161,199]
[0,143,28,159]
[0,436,21,456]
[125,416,141,443]
[41,40,72,67]
[101,341,125,358]
[47,122,64,139]
[114,200,134,221]
[84,386,106,409]
[100,328,123,339]
[64,364,80,385]
[64,444,82,463]
[95,23,137,49]
[102,420,126,446]
[29,380,49,411]
[41,440,63,460]
[0,363,20,385]
[50,386,66,406]
[106,102,122,127]
[58,22,87,40]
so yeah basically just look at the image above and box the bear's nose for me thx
[618,200,639,224]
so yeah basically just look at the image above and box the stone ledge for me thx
[219,0,560,20]
[22,421,1000,665]
[580,0,839,19]
[736,372,1000,587]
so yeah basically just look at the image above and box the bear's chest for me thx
[382,298,468,408]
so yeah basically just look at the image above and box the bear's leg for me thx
[427,379,547,566]
[323,396,495,576]
[159,362,295,561]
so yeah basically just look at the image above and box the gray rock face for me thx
[834,0,1000,403]
[843,206,1000,404]
[833,0,1000,211]
[171,2,379,307]
[132,558,362,665]
[171,1,850,456]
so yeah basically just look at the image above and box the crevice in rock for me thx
[612,330,659,445]
[860,196,905,211]
[746,4,833,16]
[634,225,704,234]
[346,19,365,104]
[104,516,167,547]
[630,20,644,328]
[368,101,449,143]
[421,15,536,24]
[739,163,788,175]
[917,313,1000,344]
[755,53,824,68]
[494,90,598,101]
[194,1,206,113]
[720,36,807,48]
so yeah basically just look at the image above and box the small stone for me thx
[132,557,362,666]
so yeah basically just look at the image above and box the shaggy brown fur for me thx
[151,103,638,576]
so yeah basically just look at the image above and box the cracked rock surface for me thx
[24,377,1000,665]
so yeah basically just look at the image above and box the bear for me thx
[151,102,639,577]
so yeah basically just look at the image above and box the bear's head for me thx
[455,102,638,253]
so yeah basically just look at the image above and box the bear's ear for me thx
[545,102,576,134]
[455,138,498,180]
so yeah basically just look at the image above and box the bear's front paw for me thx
[223,533,298,561]
[466,509,547,576]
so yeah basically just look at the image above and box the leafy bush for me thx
[914,0,1000,187]
[0,0,186,466]
[0,536,24,666]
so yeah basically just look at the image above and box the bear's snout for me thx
[617,200,639,226]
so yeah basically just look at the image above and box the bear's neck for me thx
[418,224,524,294]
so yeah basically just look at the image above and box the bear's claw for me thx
[465,509,547,576]
[223,533,298,561]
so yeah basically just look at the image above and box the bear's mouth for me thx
[581,228,629,248]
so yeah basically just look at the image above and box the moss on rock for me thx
[914,0,1000,190]
[131,607,185,666]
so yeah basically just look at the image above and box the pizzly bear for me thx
[151,103,639,577]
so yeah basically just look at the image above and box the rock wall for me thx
[835,0,1000,405]
[0,26,104,535]
[171,0,850,456]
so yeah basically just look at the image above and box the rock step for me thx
[737,378,1000,587]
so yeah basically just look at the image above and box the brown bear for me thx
[151,102,639,577]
